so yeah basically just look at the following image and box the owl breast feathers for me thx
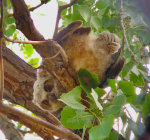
[55,21,125,87]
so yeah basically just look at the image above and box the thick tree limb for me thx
[0,0,4,102]
[2,46,61,126]
[10,0,53,58]
[10,0,75,92]
[2,46,81,139]
[0,103,81,140]
[0,113,24,140]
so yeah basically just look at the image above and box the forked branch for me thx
[53,0,78,38]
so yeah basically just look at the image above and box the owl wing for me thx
[99,48,125,88]
[54,21,82,42]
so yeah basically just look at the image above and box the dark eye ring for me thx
[44,85,53,92]
[41,100,49,105]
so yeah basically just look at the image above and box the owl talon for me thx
[97,31,120,54]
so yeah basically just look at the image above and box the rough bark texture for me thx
[3,46,60,126]
[0,113,24,140]
[10,0,76,93]
[2,45,82,140]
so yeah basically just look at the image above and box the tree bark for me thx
[0,113,24,140]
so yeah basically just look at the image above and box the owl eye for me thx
[44,80,54,92]
[41,99,49,105]
[44,85,53,92]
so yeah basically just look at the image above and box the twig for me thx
[117,118,120,134]
[119,0,138,63]
[44,52,60,60]
[29,3,45,12]
[3,35,48,45]
[3,35,68,65]
[53,0,78,38]
[8,0,50,17]
[0,0,4,102]
[53,41,68,64]
[119,0,125,54]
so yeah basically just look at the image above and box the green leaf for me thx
[89,115,114,140]
[4,25,16,37]
[102,17,120,28]
[4,17,15,25]
[22,44,34,59]
[91,89,103,111]
[136,26,150,45]
[105,131,118,140]
[61,106,94,129]
[130,72,145,87]
[118,81,136,102]
[78,69,99,94]
[142,94,150,118]
[90,16,101,31]
[128,119,145,137]
[94,87,105,97]
[104,95,126,117]
[78,5,91,22]
[28,58,40,68]
[139,70,150,83]
[121,59,134,78]
[107,79,117,94]
[72,4,83,21]
[57,0,67,6]
[96,0,110,10]
[41,0,51,4]
[59,86,86,110]
[7,0,11,6]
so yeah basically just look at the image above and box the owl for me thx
[33,21,125,112]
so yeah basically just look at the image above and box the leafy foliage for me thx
[3,0,150,139]
[59,0,150,139]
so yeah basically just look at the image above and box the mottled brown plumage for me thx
[56,21,125,87]
[33,21,125,112]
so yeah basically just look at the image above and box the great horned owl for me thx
[55,21,125,86]
[33,21,125,112]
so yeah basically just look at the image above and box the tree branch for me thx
[0,0,4,102]
[10,0,76,92]
[0,103,82,140]
[53,0,78,38]
[29,1,49,12]
[3,35,68,64]
[10,0,51,58]
[29,3,43,11]
[8,0,50,17]
[119,0,139,63]
[2,46,61,127]
[3,35,48,45]
[0,113,24,140]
